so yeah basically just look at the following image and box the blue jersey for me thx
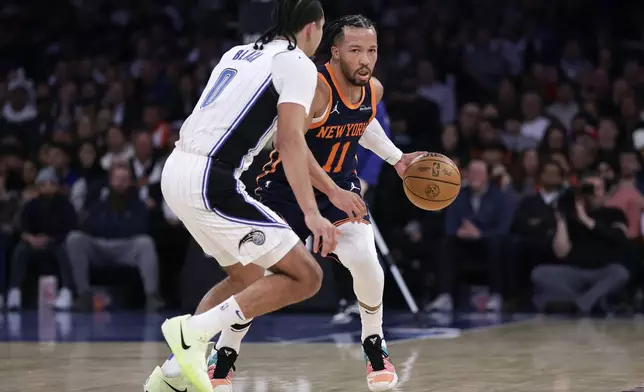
[255,63,376,240]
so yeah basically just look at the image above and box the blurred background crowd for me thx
[1,0,644,319]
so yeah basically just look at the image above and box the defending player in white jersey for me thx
[144,1,370,392]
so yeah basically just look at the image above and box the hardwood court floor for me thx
[1,316,643,392]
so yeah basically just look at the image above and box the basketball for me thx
[403,153,461,211]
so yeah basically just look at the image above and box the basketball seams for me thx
[403,175,460,186]
[403,180,459,203]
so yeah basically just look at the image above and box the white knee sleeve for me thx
[333,222,384,308]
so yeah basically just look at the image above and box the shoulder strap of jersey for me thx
[368,78,378,124]
[309,73,333,129]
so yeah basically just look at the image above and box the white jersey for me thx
[176,39,317,179]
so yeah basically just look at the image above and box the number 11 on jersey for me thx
[322,141,351,173]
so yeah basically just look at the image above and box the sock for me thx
[186,296,248,339]
[216,319,253,353]
[161,354,182,378]
[359,303,384,343]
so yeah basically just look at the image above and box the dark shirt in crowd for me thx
[445,185,514,237]
[21,194,77,242]
[512,192,557,252]
[565,206,628,268]
[83,189,148,239]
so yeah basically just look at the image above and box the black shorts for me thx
[256,179,371,242]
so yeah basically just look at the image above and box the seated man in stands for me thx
[532,172,630,314]
[65,163,163,312]
[6,167,76,310]
[510,160,562,301]
[428,159,515,312]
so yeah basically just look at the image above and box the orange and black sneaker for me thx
[208,346,237,392]
[363,334,398,391]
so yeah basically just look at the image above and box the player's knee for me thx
[227,264,264,289]
[339,241,383,288]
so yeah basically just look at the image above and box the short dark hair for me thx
[538,160,564,177]
[254,0,324,51]
[316,15,375,61]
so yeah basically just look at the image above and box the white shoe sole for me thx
[368,372,399,391]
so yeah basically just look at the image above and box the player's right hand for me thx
[328,187,367,223]
[304,212,339,257]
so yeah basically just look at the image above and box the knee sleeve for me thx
[332,223,384,307]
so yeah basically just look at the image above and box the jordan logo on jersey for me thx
[238,229,266,250]
[331,101,341,116]
[349,182,360,192]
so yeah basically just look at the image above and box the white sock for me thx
[359,303,384,342]
[216,319,253,353]
[186,296,248,339]
[161,355,182,378]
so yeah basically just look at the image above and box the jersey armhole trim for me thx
[325,63,365,110]
[367,78,378,124]
[309,73,333,129]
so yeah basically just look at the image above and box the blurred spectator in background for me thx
[538,124,568,159]
[547,82,579,131]
[511,160,563,301]
[532,173,630,314]
[502,117,536,152]
[428,160,514,312]
[129,131,164,211]
[463,27,509,97]
[2,70,37,144]
[510,148,540,198]
[416,60,456,125]
[605,149,644,240]
[142,102,171,150]
[49,144,78,193]
[440,124,469,167]
[0,166,20,308]
[65,164,162,312]
[520,91,551,144]
[70,142,106,212]
[100,126,134,171]
[6,167,76,310]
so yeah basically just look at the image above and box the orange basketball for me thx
[403,154,461,211]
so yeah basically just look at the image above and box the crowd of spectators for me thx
[2,0,644,316]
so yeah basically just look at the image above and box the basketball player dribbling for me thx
[144,2,374,392]
[203,15,427,392]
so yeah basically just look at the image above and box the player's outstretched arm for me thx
[359,77,428,177]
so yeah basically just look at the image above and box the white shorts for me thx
[161,149,300,269]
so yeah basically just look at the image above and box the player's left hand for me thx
[394,151,430,178]
[329,186,367,223]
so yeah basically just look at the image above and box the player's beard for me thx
[340,59,371,86]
